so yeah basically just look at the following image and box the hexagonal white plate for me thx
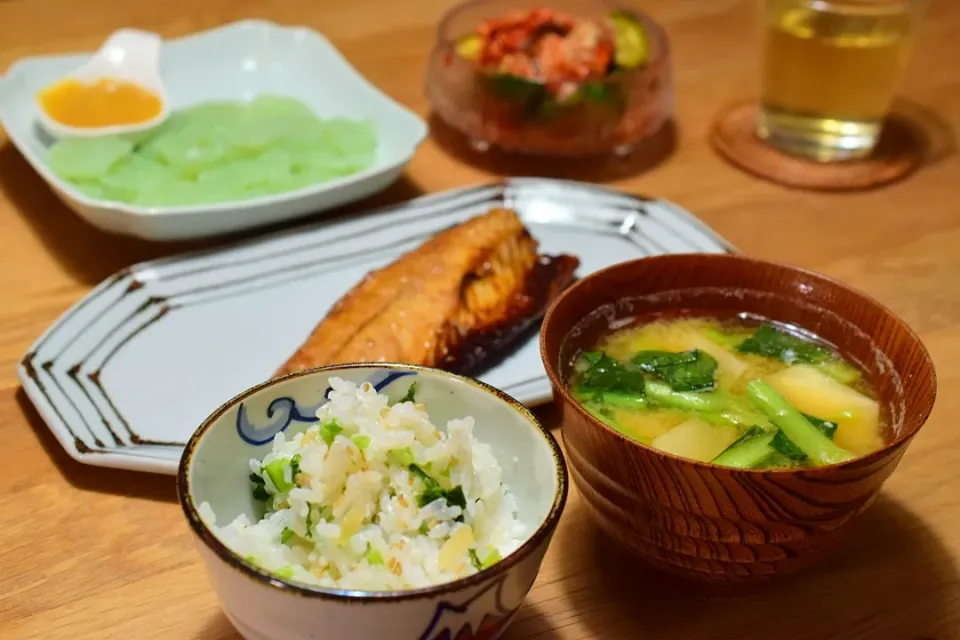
[18,178,735,474]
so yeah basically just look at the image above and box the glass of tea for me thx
[757,0,925,162]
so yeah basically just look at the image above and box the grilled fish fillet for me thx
[276,208,579,376]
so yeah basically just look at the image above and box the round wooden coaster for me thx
[709,101,923,191]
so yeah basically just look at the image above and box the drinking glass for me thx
[757,0,925,161]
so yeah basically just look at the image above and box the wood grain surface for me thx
[1,0,958,639]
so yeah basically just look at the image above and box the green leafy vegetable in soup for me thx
[567,317,887,469]
[737,324,831,364]
[577,351,645,393]
[632,349,719,392]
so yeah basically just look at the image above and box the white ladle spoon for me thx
[36,28,169,139]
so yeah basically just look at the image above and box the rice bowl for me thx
[200,377,526,591]
[178,364,567,640]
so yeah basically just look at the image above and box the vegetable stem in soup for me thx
[745,380,854,465]
[568,317,887,468]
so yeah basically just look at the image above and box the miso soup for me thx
[567,315,887,469]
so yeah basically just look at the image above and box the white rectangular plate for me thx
[18,178,735,474]
[0,20,427,240]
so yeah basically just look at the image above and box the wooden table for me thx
[2,0,959,638]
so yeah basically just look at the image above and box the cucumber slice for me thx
[455,34,483,61]
[610,10,650,69]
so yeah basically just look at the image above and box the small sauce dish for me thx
[35,28,169,139]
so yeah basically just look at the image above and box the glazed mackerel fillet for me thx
[276,208,579,376]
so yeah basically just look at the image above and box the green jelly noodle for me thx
[47,94,378,207]
[569,317,885,469]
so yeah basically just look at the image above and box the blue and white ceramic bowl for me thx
[177,364,568,640]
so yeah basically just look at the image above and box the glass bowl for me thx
[425,0,673,158]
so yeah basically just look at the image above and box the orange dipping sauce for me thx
[38,78,162,128]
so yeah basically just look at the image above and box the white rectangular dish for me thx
[18,178,735,474]
[0,20,427,241]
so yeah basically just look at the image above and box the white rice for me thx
[200,377,525,591]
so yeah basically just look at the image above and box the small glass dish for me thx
[425,0,673,158]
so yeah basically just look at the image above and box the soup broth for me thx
[567,315,887,469]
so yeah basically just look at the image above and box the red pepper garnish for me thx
[465,7,615,88]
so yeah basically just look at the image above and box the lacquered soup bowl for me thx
[540,254,936,594]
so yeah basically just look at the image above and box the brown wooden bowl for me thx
[539,253,937,595]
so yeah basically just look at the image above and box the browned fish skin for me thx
[442,251,579,374]
[275,208,579,377]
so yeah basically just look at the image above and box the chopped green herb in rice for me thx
[200,377,524,591]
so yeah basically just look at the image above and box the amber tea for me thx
[758,0,922,161]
